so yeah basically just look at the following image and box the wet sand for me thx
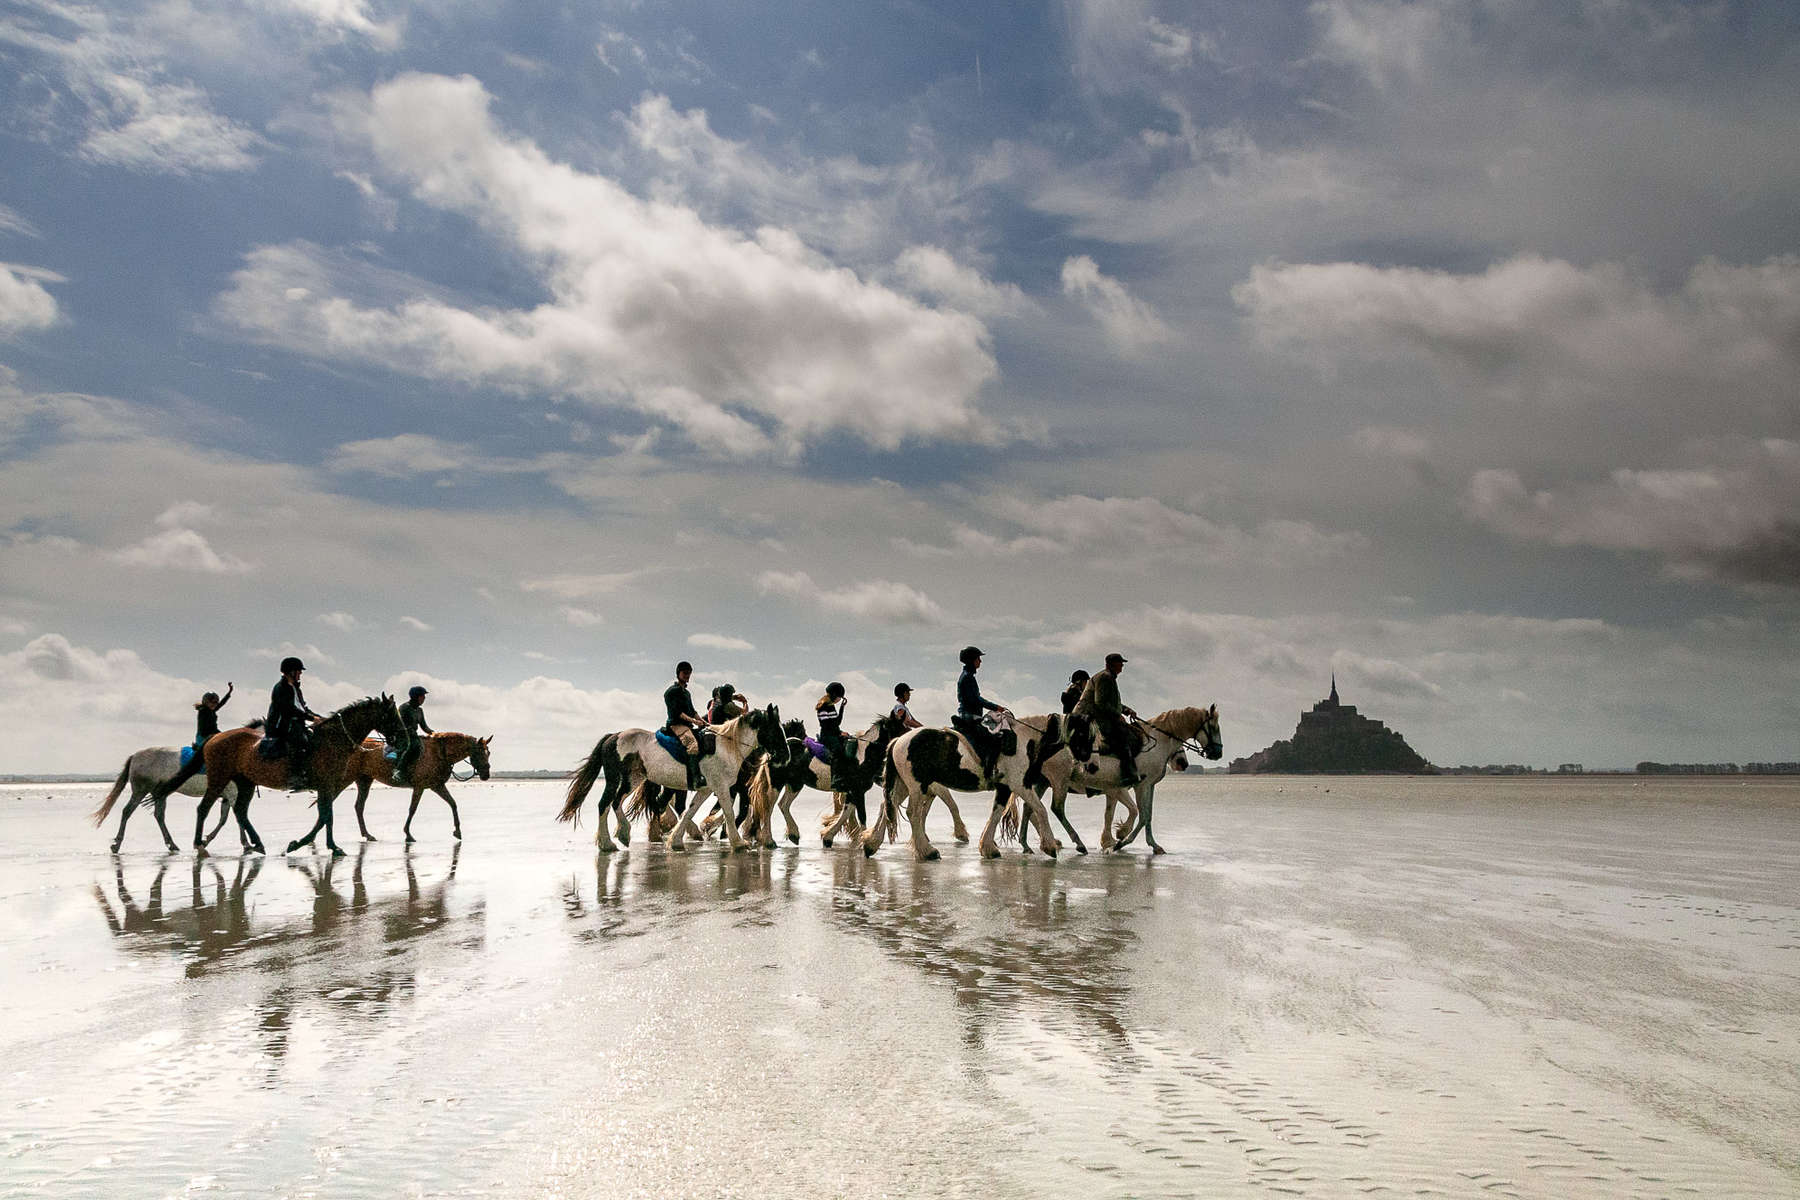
[3,775,1797,1198]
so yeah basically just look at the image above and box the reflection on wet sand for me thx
[93,844,481,1069]
[561,844,806,940]
[822,853,1152,1053]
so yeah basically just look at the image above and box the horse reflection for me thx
[93,845,476,1068]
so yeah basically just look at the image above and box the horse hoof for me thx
[982,848,1000,860]
[1151,845,1166,856]
[404,836,416,845]
[363,834,377,842]
[285,841,300,854]
[330,846,345,858]
[453,831,463,841]
[862,844,876,858]
[923,848,941,862]
[954,834,970,845]
[1075,845,1088,856]
[111,843,123,854]
[821,838,833,849]
[786,833,800,845]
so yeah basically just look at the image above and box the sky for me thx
[2,0,1797,773]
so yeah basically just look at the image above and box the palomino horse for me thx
[347,732,493,843]
[744,716,906,848]
[557,706,789,852]
[862,715,1062,862]
[192,695,409,857]
[1018,706,1221,855]
[92,744,255,853]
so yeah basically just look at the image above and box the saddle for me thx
[656,729,716,763]
[255,736,286,761]
[179,744,207,775]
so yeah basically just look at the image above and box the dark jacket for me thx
[1060,683,1084,715]
[194,693,229,743]
[956,668,999,719]
[267,679,316,740]
[1074,671,1124,719]
[664,682,698,730]
[399,700,434,738]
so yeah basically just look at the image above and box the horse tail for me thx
[881,741,903,826]
[748,759,775,830]
[558,732,613,826]
[999,793,1022,841]
[91,756,132,827]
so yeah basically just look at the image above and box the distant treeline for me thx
[1635,762,1800,775]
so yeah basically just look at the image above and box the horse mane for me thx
[1147,706,1213,738]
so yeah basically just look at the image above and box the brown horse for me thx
[347,732,492,842]
[193,695,408,857]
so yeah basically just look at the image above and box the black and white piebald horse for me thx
[557,706,789,852]
[1018,705,1223,855]
[744,715,907,848]
[864,714,1063,862]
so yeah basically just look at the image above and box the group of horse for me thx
[91,690,1224,862]
[556,700,1224,859]
[92,694,493,857]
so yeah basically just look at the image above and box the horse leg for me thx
[821,789,850,848]
[232,782,264,853]
[404,788,424,843]
[667,788,708,851]
[1022,788,1058,857]
[1050,785,1087,855]
[978,791,1005,859]
[937,789,971,843]
[906,782,938,862]
[857,786,889,855]
[1099,791,1118,852]
[194,782,226,853]
[1136,785,1164,855]
[203,794,232,845]
[354,779,377,841]
[715,780,747,852]
[111,785,144,854]
[152,794,181,854]
[778,787,800,845]
[320,791,344,857]
[433,784,462,841]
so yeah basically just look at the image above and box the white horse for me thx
[863,715,1064,862]
[557,706,789,852]
[1023,705,1222,855]
[91,745,253,853]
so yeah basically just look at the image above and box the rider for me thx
[1075,652,1140,786]
[267,656,323,787]
[148,682,234,803]
[707,683,748,723]
[953,646,1012,783]
[663,661,707,791]
[1060,669,1090,715]
[397,685,433,782]
[890,683,922,730]
[816,681,854,792]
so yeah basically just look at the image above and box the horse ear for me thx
[480,735,491,746]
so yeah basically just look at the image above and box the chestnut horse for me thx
[347,732,493,843]
[193,695,408,857]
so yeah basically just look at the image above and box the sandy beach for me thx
[3,774,1797,1198]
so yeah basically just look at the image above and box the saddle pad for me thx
[255,737,284,761]
[179,744,207,775]
[803,737,829,762]
[654,729,689,763]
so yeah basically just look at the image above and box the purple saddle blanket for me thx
[803,737,829,762]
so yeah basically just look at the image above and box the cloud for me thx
[891,246,1033,318]
[0,1,262,173]
[113,527,253,573]
[559,606,605,627]
[399,615,432,632]
[0,263,62,335]
[756,569,946,625]
[317,610,357,632]
[520,572,647,601]
[250,641,335,668]
[327,433,470,476]
[1234,255,1800,425]
[214,74,1002,454]
[1060,255,1172,351]
[1464,440,1800,589]
[687,632,754,652]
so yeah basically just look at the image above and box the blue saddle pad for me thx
[803,737,829,762]
[179,744,207,775]
[384,748,399,765]
[655,729,689,763]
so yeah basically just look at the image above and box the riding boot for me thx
[1119,758,1140,787]
[686,755,705,792]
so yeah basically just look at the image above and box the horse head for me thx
[1198,704,1223,760]
[469,735,492,781]
[755,704,790,766]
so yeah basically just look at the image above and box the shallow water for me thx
[3,775,1797,1198]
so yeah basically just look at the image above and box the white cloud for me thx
[215,74,1002,454]
[327,433,470,476]
[757,569,946,625]
[399,615,432,632]
[113,526,253,573]
[559,606,605,627]
[891,246,1033,318]
[1060,255,1172,351]
[520,572,647,601]
[1464,440,1800,588]
[687,632,754,652]
[0,263,62,336]
[317,610,357,631]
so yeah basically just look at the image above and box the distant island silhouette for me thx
[1229,675,1435,774]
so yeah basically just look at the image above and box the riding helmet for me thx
[825,681,845,698]
[959,645,983,666]
[280,656,305,673]
[409,685,428,699]
[893,682,911,698]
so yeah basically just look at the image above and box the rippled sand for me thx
[3,775,1797,1197]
